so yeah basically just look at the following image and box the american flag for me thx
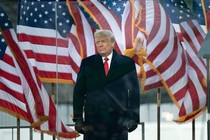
[17,0,74,84]
[193,0,210,31]
[67,1,96,82]
[0,7,77,138]
[17,0,143,83]
[0,28,33,123]
[160,0,207,122]
[136,0,187,94]
[0,8,46,122]
[131,0,198,123]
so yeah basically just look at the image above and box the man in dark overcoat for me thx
[73,30,140,140]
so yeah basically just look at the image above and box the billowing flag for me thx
[17,0,74,84]
[0,6,47,124]
[0,30,34,123]
[0,7,77,138]
[134,0,187,94]
[160,0,207,122]
[66,1,96,82]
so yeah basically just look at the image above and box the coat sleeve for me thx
[73,59,86,121]
[128,59,140,123]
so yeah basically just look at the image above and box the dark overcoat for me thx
[73,50,140,140]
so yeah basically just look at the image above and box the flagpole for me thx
[157,88,161,140]
[207,58,210,140]
[54,1,59,139]
[192,119,195,140]
[17,118,20,140]
[51,83,56,140]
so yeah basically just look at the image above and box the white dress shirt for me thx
[102,52,113,69]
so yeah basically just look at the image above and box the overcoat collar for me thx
[95,49,119,80]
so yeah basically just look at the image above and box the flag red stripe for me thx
[139,0,146,30]
[2,53,15,66]
[69,3,87,58]
[38,71,72,80]
[67,33,81,56]
[144,82,163,90]
[173,85,188,101]
[0,69,21,85]
[146,2,161,45]
[48,99,57,131]
[18,33,68,48]
[206,11,210,30]
[69,57,80,74]
[0,83,25,102]
[124,2,133,49]
[188,78,200,111]
[187,53,206,92]
[165,51,186,87]
[24,50,71,64]
[0,99,29,119]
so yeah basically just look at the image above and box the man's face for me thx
[95,36,114,57]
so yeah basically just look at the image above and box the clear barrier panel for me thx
[0,1,208,140]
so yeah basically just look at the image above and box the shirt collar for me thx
[102,52,113,62]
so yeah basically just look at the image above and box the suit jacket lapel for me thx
[107,50,119,80]
[95,54,107,78]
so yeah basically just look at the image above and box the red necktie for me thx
[104,57,109,76]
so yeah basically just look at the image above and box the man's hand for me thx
[75,120,85,134]
[74,118,94,134]
[126,120,138,132]
[118,118,138,132]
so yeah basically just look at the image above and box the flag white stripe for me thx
[122,1,131,45]
[17,25,65,39]
[0,90,27,111]
[68,39,82,67]
[0,77,23,93]
[181,22,203,51]
[146,6,168,55]
[19,42,69,56]
[183,38,206,77]
[79,8,95,57]
[192,20,206,39]
[18,64,38,122]
[0,61,19,77]
[27,59,71,72]
[145,1,155,34]
[188,69,206,108]
[182,91,193,113]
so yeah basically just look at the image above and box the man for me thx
[73,30,140,140]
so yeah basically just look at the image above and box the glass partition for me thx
[0,1,208,140]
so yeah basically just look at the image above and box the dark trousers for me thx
[83,107,128,140]
[84,130,128,140]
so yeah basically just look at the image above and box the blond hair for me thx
[94,30,115,43]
